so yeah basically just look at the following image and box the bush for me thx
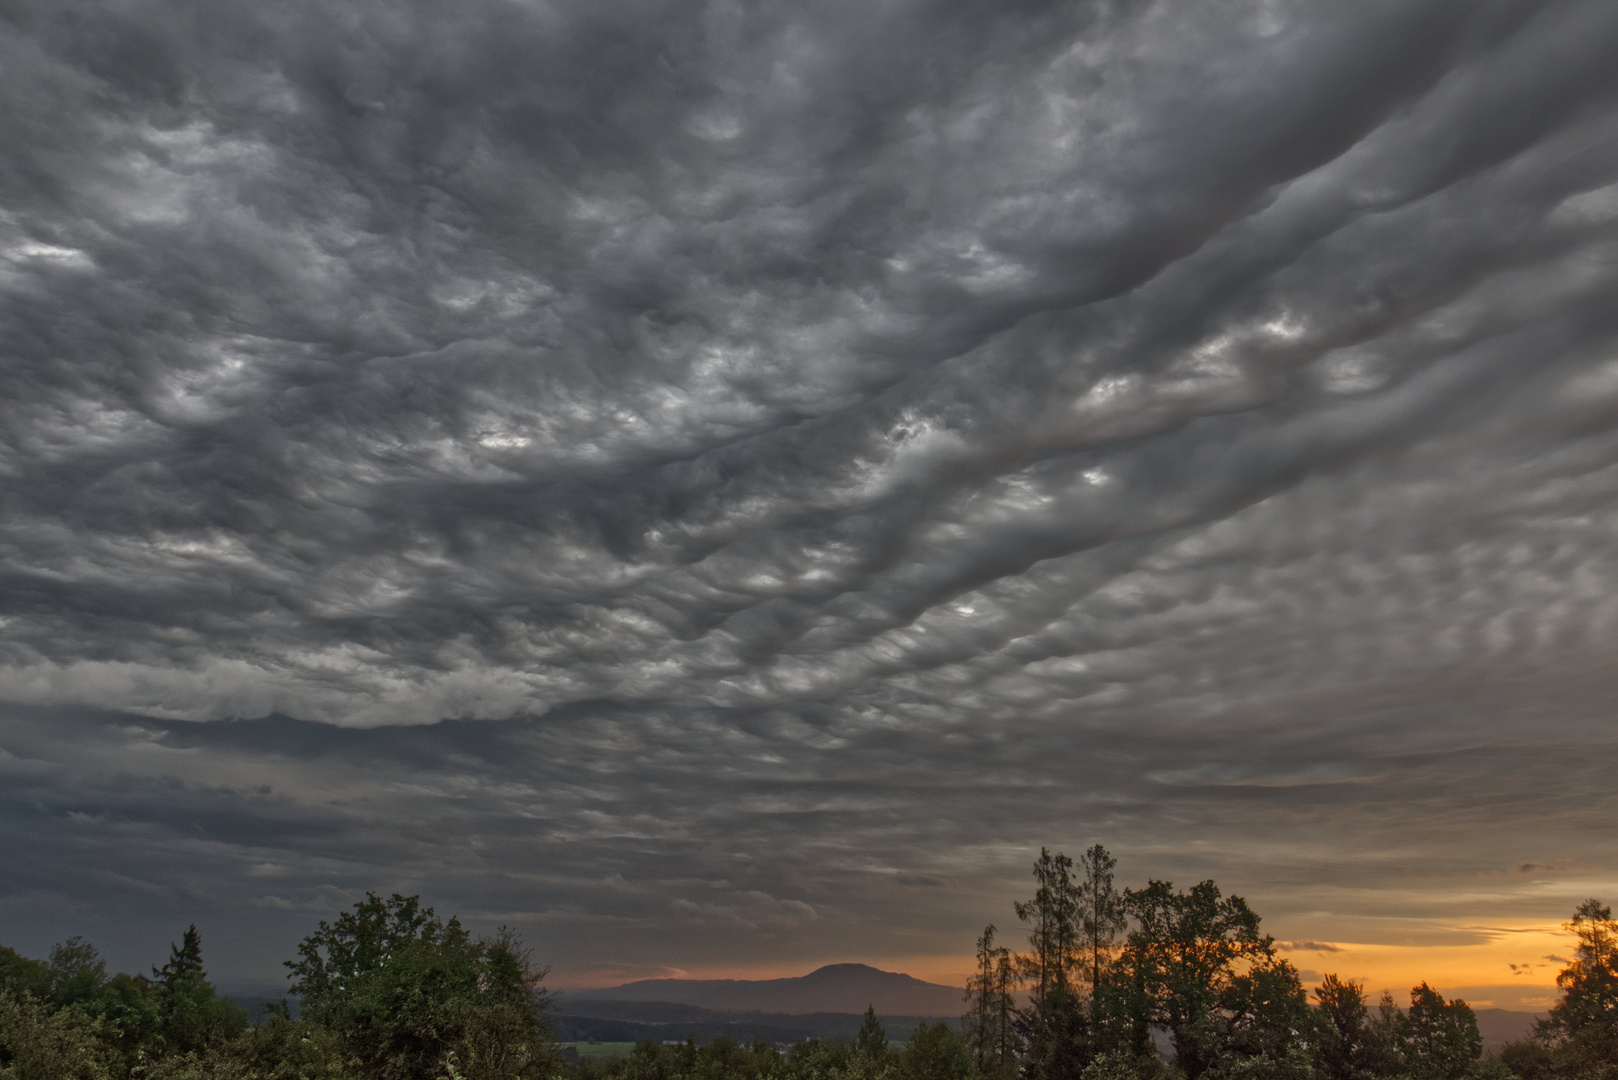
[0,991,117,1080]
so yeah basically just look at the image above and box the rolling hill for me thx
[562,963,964,1017]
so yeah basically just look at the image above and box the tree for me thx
[287,893,554,1080]
[1358,991,1407,1079]
[1116,879,1272,1079]
[46,938,106,1011]
[1508,899,1618,1077]
[857,1006,888,1059]
[902,1021,975,1080]
[964,925,1019,1076]
[151,926,246,1056]
[1541,898,1618,1042]
[1311,974,1370,1080]
[41,936,165,1068]
[1218,958,1312,1066]
[1400,983,1480,1080]
[1016,850,1093,1080]
[1078,846,1127,993]
[1018,849,1082,1007]
[0,990,117,1080]
[0,947,51,1003]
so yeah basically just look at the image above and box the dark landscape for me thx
[4,849,1607,1078]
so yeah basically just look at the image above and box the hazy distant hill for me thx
[1474,1009,1541,1050]
[562,971,1540,1051]
[563,963,964,1016]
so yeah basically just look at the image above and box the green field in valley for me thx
[563,1042,642,1060]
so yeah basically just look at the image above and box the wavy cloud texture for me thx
[2,0,1617,992]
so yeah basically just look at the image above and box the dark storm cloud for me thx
[4,0,1618,986]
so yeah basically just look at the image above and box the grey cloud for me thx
[2,0,1618,987]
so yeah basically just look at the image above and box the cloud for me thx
[0,0,1616,986]
[1279,942,1344,954]
[672,892,819,930]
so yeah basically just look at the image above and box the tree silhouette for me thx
[964,924,1020,1076]
[1401,982,1481,1080]
[1313,973,1372,1080]
[1077,845,1126,993]
[1116,878,1271,1079]
[1543,898,1618,1039]
[857,1005,887,1058]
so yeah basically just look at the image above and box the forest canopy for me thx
[1,855,1613,1080]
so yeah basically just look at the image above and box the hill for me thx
[562,963,964,1017]
[1474,1009,1542,1051]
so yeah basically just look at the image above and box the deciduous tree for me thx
[1311,974,1371,1080]
[1400,983,1480,1080]
[1116,879,1272,1079]
[286,892,555,1080]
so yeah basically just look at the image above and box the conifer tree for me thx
[965,924,1019,1075]
[1016,848,1081,1006]
[152,925,246,1056]
[857,1005,887,1059]
[1524,898,1618,1074]
[155,926,205,993]
[1077,845,1126,994]
[1541,898,1618,1040]
[1015,849,1091,1080]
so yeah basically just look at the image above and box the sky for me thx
[2,0,1618,1013]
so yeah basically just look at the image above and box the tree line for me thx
[0,894,551,1079]
[959,846,1616,1080]
[0,852,1614,1080]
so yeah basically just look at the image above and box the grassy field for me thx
[562,1042,641,1061]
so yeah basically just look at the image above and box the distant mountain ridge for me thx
[1473,1009,1542,1051]
[563,963,964,1017]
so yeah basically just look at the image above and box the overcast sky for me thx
[4,0,1618,1009]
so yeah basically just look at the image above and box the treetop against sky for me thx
[2,0,1618,1000]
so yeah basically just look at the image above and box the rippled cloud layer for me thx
[2,0,1618,998]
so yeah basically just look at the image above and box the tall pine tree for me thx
[1077,845,1126,993]
[965,924,1020,1077]
[1015,849,1092,1080]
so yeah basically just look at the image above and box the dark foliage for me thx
[3,868,1607,1080]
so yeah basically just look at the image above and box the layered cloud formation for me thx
[3,0,1618,998]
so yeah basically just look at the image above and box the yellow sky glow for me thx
[561,919,1577,1014]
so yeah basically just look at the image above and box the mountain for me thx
[1474,1009,1542,1051]
[562,963,964,1017]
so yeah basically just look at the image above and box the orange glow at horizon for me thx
[555,924,1576,1012]
[1273,925,1569,1010]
